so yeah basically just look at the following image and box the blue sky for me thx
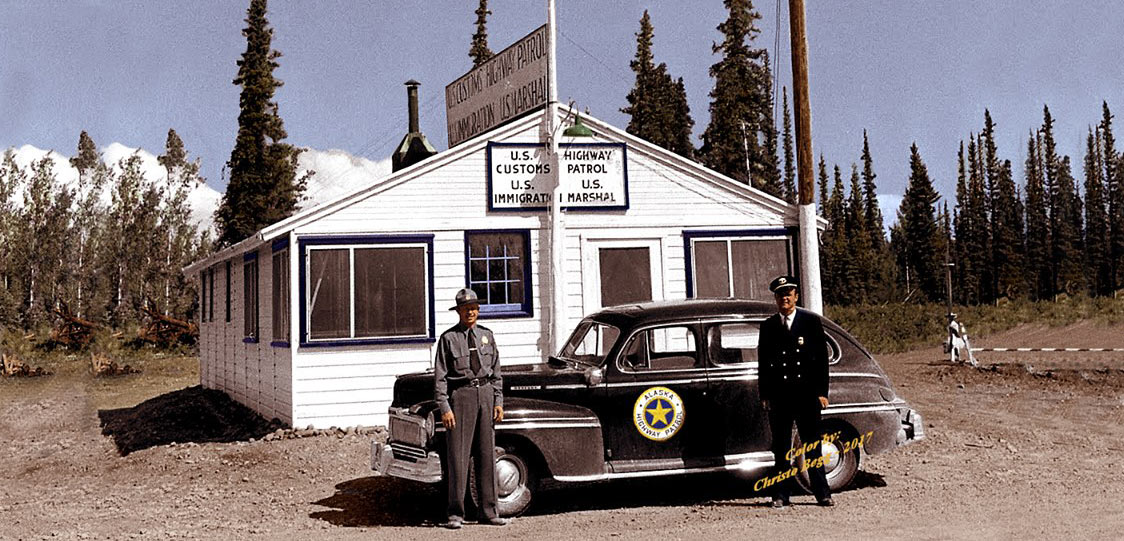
[3,1,1122,228]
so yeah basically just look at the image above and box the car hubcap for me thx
[820,440,841,476]
[495,455,525,499]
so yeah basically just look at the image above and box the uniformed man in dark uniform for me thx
[435,288,508,529]
[758,275,834,508]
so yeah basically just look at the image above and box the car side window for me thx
[620,325,699,371]
[823,330,844,365]
[706,322,761,365]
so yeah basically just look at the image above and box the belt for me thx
[453,377,490,389]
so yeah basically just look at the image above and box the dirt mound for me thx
[98,385,284,455]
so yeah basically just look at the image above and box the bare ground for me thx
[3,322,1124,541]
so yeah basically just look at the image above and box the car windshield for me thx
[558,320,621,367]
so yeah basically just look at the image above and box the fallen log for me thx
[91,353,140,377]
[1,353,51,377]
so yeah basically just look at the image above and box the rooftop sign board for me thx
[445,24,551,148]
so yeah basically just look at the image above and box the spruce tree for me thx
[817,154,828,215]
[622,11,694,159]
[699,0,780,194]
[215,0,308,247]
[992,157,1025,300]
[1084,127,1111,295]
[953,141,969,304]
[1041,106,1084,295]
[1103,102,1123,293]
[845,164,873,303]
[895,144,944,301]
[822,164,848,304]
[668,78,696,159]
[781,88,796,203]
[1024,131,1051,300]
[860,130,884,249]
[469,0,494,67]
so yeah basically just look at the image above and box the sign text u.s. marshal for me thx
[446,25,550,148]
[487,142,629,211]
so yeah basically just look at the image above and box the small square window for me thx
[465,231,532,317]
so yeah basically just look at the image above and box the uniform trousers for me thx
[444,383,499,520]
[768,394,831,502]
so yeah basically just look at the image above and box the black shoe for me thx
[442,517,463,529]
[484,517,510,526]
[771,498,788,508]
[817,497,835,507]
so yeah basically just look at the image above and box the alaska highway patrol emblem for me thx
[633,386,685,441]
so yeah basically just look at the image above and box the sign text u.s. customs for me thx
[487,142,629,211]
[446,25,550,148]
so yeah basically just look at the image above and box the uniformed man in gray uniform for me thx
[435,288,508,529]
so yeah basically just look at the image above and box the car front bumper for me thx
[371,440,443,483]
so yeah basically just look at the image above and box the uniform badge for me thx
[633,386,685,441]
[481,335,489,344]
[797,336,804,346]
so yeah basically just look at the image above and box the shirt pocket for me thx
[449,340,471,372]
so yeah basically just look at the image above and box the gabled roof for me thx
[185,104,822,275]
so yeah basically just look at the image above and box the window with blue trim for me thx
[305,238,432,342]
[465,230,532,317]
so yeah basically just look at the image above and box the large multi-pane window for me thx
[465,230,531,317]
[305,237,432,343]
[686,232,792,302]
[272,249,289,344]
[244,256,259,341]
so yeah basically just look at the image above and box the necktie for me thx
[784,315,792,330]
[468,330,482,375]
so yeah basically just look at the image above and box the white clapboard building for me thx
[184,101,818,428]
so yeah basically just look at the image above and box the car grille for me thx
[390,442,428,461]
[388,409,430,448]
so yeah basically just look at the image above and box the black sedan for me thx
[372,299,924,516]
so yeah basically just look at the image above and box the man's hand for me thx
[442,411,456,429]
[818,396,829,409]
[493,405,504,422]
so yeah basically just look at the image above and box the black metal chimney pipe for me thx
[406,79,420,134]
[392,79,437,172]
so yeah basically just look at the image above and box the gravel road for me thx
[3,322,1124,540]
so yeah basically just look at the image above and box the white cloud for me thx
[296,148,392,210]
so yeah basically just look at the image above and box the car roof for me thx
[588,298,779,328]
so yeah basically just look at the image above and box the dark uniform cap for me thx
[769,275,799,293]
[449,288,480,310]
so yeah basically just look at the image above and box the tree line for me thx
[613,1,1123,305]
[0,131,209,330]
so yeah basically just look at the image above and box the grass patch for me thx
[1,326,198,409]
[825,295,1124,355]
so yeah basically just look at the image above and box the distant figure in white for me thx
[946,314,977,366]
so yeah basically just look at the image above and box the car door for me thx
[598,322,721,471]
[702,319,772,457]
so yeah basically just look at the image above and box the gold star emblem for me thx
[646,400,672,426]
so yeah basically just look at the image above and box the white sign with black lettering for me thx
[488,143,628,210]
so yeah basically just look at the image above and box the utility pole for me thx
[546,0,566,353]
[789,0,822,313]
